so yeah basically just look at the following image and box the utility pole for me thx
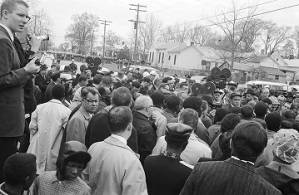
[129,4,146,62]
[99,20,111,58]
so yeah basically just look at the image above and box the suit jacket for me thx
[35,73,49,102]
[86,136,148,195]
[13,35,36,114]
[85,109,138,152]
[66,106,91,144]
[180,158,282,195]
[144,155,192,195]
[0,26,31,137]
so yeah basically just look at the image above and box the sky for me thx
[32,0,299,46]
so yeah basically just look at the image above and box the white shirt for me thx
[111,134,127,145]
[0,23,14,41]
[152,132,212,166]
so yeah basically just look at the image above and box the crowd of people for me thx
[1,0,299,195]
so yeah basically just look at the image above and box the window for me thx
[149,52,151,62]
[162,53,164,63]
[168,55,171,60]
[152,52,154,62]
[275,75,279,80]
[174,55,177,65]
[158,53,161,63]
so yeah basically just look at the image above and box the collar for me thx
[0,23,14,41]
[0,183,8,195]
[111,134,127,145]
[50,99,63,104]
[79,106,92,120]
[231,156,255,166]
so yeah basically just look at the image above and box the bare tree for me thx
[281,39,295,58]
[159,23,190,43]
[215,1,256,69]
[260,21,291,55]
[187,25,215,46]
[239,18,264,52]
[105,31,122,48]
[65,13,99,55]
[139,14,162,59]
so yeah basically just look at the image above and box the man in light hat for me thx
[32,141,91,195]
[144,123,193,195]
[257,129,299,194]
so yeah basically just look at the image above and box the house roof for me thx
[232,62,255,72]
[244,55,269,63]
[258,66,285,76]
[195,46,221,60]
[168,44,189,53]
[152,42,186,51]
[284,59,299,67]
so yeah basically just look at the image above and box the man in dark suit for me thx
[180,121,282,195]
[0,0,41,181]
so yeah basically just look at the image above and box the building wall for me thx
[163,47,203,70]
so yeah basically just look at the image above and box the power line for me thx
[129,4,147,61]
[159,3,299,36]
[177,0,280,25]
[206,3,299,27]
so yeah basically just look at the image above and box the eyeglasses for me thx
[84,98,99,104]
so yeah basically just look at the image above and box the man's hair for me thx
[111,87,132,106]
[150,91,165,108]
[220,113,241,133]
[52,84,65,100]
[231,121,267,162]
[51,72,61,82]
[81,87,99,99]
[254,102,268,118]
[241,105,254,120]
[78,75,87,82]
[164,95,181,112]
[1,0,29,17]
[108,106,132,133]
[3,153,36,186]
[178,108,199,130]
[134,95,153,110]
[214,108,229,123]
[183,96,202,117]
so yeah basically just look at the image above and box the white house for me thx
[149,42,224,71]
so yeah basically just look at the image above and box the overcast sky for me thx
[34,0,299,46]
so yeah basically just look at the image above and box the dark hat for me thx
[63,141,91,165]
[230,93,242,99]
[40,64,48,71]
[165,123,192,144]
[244,88,256,96]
